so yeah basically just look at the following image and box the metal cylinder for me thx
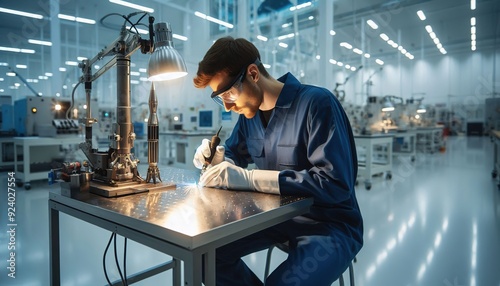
[116,55,133,154]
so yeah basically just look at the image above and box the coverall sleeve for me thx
[279,93,358,206]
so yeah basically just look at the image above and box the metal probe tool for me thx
[200,126,223,176]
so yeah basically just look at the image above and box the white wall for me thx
[335,48,499,108]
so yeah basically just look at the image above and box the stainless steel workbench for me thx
[49,167,313,286]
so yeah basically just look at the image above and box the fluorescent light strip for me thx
[471,0,476,10]
[125,26,187,41]
[329,30,336,36]
[340,42,352,49]
[0,7,43,19]
[0,46,35,54]
[366,19,378,29]
[290,2,312,11]
[257,35,268,42]
[58,14,96,24]
[328,59,357,71]
[109,0,154,13]
[417,10,426,21]
[278,33,295,40]
[375,59,384,65]
[194,11,233,28]
[278,42,288,48]
[381,33,414,59]
[65,61,79,66]
[424,25,446,54]
[16,64,27,69]
[173,34,188,41]
[471,17,476,51]
[28,39,52,46]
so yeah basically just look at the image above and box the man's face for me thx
[209,70,262,119]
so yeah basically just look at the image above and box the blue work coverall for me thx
[219,73,363,286]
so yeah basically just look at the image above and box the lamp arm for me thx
[79,29,144,84]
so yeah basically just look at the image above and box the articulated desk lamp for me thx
[76,15,187,197]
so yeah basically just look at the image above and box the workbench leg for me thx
[204,249,216,286]
[172,258,181,286]
[366,142,373,190]
[184,253,203,286]
[49,204,61,286]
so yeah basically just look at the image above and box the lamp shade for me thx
[381,97,395,112]
[417,103,426,113]
[148,22,188,81]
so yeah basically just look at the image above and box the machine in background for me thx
[13,96,80,137]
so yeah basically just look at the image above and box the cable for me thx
[103,233,115,286]
[66,81,81,120]
[123,238,128,285]
[131,11,148,27]
[99,13,137,34]
[114,233,127,285]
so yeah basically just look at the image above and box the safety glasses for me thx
[210,59,261,107]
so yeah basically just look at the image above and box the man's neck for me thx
[260,77,284,111]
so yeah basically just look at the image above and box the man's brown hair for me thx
[193,36,270,88]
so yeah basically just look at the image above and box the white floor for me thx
[0,136,499,286]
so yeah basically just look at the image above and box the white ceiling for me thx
[0,0,498,98]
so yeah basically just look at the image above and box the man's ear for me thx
[248,64,260,82]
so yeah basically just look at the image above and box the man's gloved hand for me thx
[193,138,225,169]
[199,161,280,194]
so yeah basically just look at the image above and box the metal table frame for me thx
[391,130,417,162]
[354,134,394,190]
[13,136,82,189]
[49,186,312,286]
[415,127,443,154]
[492,130,500,188]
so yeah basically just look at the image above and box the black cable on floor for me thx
[103,233,114,285]
[123,238,128,285]
[114,233,127,285]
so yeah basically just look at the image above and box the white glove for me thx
[193,138,225,169]
[199,161,280,194]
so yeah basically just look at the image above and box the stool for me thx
[264,242,355,286]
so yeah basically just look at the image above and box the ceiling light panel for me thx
[417,10,426,21]
[109,0,154,13]
[0,7,43,19]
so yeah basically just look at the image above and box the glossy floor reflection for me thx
[0,136,499,286]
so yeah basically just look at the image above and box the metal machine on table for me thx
[49,12,187,197]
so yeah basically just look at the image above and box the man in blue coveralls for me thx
[192,36,363,286]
